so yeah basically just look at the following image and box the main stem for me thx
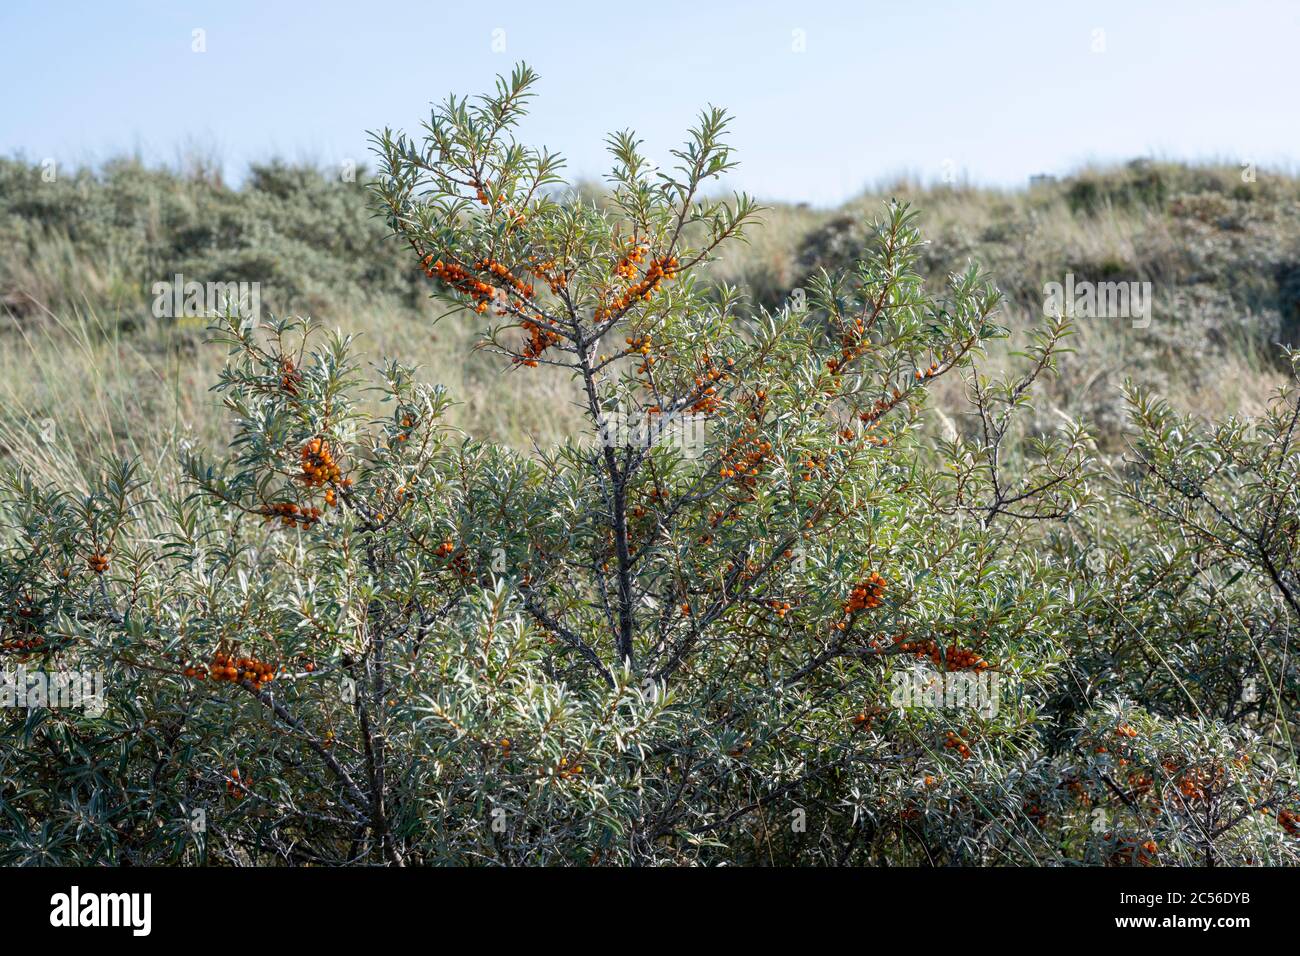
[574,322,636,670]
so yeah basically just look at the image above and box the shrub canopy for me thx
[1,66,1297,866]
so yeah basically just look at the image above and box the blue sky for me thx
[3,0,1297,206]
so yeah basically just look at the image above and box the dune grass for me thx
[1,156,1296,481]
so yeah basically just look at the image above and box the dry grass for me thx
[0,295,581,486]
[2,157,1296,480]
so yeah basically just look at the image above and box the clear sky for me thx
[3,0,1297,206]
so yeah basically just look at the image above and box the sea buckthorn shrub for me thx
[0,66,1297,865]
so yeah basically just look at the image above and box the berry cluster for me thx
[3,594,43,649]
[475,258,533,301]
[799,452,828,482]
[472,182,526,226]
[1278,809,1299,837]
[279,357,302,395]
[614,242,649,281]
[826,314,872,375]
[527,256,566,294]
[1,636,44,653]
[1127,770,1154,797]
[863,422,892,448]
[858,387,905,428]
[86,552,110,574]
[424,256,497,314]
[1023,798,1048,826]
[226,767,251,800]
[262,501,321,528]
[1176,763,1223,802]
[209,652,277,691]
[687,354,731,415]
[938,645,989,671]
[518,318,562,367]
[894,637,991,672]
[594,255,679,322]
[721,557,762,584]
[718,434,771,481]
[914,360,942,381]
[1107,837,1159,867]
[391,412,418,446]
[850,706,883,729]
[843,572,887,614]
[944,730,972,759]
[435,539,471,578]
[626,334,654,373]
[300,438,342,487]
